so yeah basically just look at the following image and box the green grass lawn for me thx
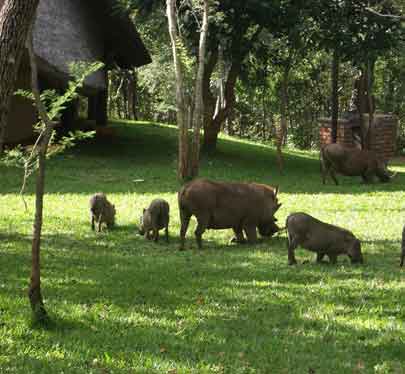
[1,121,405,373]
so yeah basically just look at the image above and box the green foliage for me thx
[2,61,103,174]
[117,1,405,150]
[50,61,104,121]
[307,0,404,63]
[1,121,404,372]
[374,42,405,153]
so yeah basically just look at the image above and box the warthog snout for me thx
[348,239,363,264]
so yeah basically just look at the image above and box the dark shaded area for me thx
[0,229,404,372]
[0,121,403,196]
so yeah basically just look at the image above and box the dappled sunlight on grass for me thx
[1,121,405,373]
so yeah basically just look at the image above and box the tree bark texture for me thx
[202,59,241,152]
[331,49,339,143]
[166,0,190,181]
[190,0,208,177]
[27,28,55,322]
[201,27,262,152]
[276,67,289,174]
[365,59,375,149]
[0,0,40,154]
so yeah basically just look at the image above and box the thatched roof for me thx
[32,0,151,90]
[94,0,152,68]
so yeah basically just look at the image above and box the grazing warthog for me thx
[286,212,363,265]
[320,143,396,184]
[400,225,405,267]
[139,199,170,242]
[89,193,116,232]
[178,179,281,250]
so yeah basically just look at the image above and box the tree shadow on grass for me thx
[1,121,404,196]
[1,230,405,372]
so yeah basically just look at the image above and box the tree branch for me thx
[366,7,405,21]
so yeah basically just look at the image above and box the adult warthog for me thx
[286,212,363,265]
[320,143,396,185]
[178,179,281,250]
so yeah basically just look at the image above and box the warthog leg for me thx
[195,213,209,249]
[179,209,191,250]
[328,254,337,264]
[320,152,338,185]
[329,169,339,185]
[316,253,325,263]
[98,215,103,233]
[361,171,374,184]
[153,228,159,242]
[244,225,258,244]
[287,233,298,265]
[230,227,246,244]
[165,226,169,243]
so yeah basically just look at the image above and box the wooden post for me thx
[96,69,108,126]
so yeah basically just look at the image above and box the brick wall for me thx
[319,115,398,160]
[319,119,354,148]
[368,115,397,160]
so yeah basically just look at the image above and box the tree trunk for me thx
[355,68,369,149]
[202,49,219,151]
[331,48,339,143]
[202,27,262,152]
[0,0,40,154]
[132,69,138,120]
[166,0,190,181]
[384,72,394,113]
[190,0,209,177]
[127,69,137,120]
[365,58,375,150]
[262,97,266,141]
[202,59,240,151]
[276,67,289,174]
[122,73,129,120]
[96,69,108,126]
[27,28,53,322]
[29,142,48,322]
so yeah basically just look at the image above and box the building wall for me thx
[320,119,354,149]
[319,115,398,160]
[4,61,38,144]
[33,0,106,90]
[3,0,109,143]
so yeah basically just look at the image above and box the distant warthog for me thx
[400,225,405,267]
[286,212,363,265]
[320,143,396,184]
[89,193,116,232]
[139,199,170,243]
[178,178,281,250]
